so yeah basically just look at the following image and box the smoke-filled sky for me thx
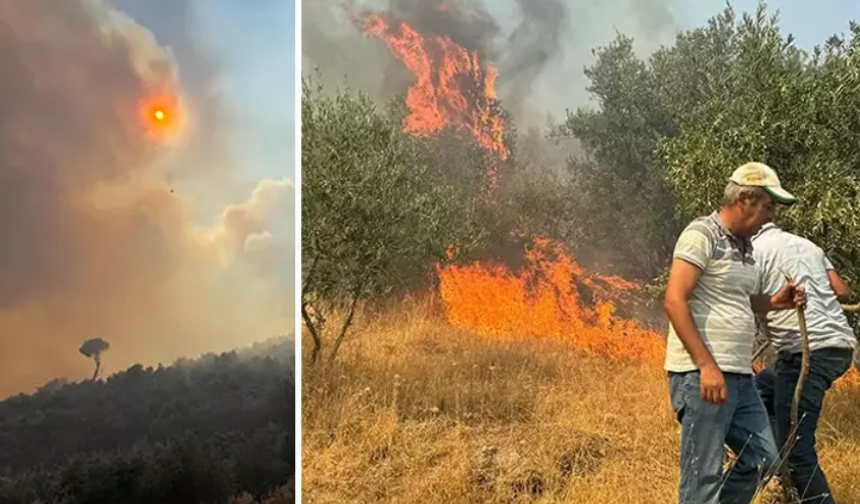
[0,0,296,397]
[195,0,296,183]
[303,0,860,127]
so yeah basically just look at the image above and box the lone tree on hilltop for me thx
[79,338,110,380]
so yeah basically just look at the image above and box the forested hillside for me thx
[0,337,295,504]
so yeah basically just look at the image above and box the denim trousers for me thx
[754,347,853,504]
[668,371,778,504]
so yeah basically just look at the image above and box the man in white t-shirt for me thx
[664,162,806,504]
[752,223,857,504]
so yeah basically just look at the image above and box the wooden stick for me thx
[791,307,810,432]
[747,274,809,501]
[779,269,810,437]
[751,339,771,366]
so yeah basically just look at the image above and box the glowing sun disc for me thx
[138,94,183,143]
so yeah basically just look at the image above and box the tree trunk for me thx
[328,281,363,364]
[301,256,322,366]
[302,302,322,365]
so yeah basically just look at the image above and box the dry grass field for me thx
[301,299,860,504]
[302,246,860,503]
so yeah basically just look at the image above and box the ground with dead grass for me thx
[301,299,860,503]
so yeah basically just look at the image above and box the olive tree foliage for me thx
[658,3,860,292]
[409,99,568,270]
[492,127,580,268]
[546,2,860,295]
[551,34,681,282]
[413,111,580,271]
[301,75,480,364]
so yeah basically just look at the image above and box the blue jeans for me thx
[755,347,853,504]
[668,371,778,504]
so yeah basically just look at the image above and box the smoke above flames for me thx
[0,0,294,397]
[303,0,686,128]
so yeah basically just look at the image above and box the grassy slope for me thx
[302,301,860,503]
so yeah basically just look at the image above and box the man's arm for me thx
[665,259,718,370]
[828,270,852,303]
[664,258,727,405]
[823,254,853,303]
[750,265,804,313]
[750,291,796,313]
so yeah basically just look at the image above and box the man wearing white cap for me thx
[663,162,805,504]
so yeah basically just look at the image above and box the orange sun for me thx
[138,94,183,142]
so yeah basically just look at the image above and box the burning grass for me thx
[303,241,860,502]
[301,298,860,503]
[438,239,665,366]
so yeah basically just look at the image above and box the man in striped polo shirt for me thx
[752,223,857,504]
[663,162,806,504]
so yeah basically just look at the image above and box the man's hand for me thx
[770,280,806,310]
[700,363,727,405]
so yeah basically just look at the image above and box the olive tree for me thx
[659,5,860,291]
[551,34,680,281]
[301,75,480,364]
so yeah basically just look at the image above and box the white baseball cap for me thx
[730,162,797,204]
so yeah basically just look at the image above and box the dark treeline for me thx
[0,337,295,504]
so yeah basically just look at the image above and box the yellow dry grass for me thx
[301,298,860,503]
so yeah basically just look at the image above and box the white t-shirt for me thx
[752,223,858,355]
[665,212,760,374]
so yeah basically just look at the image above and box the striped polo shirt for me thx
[752,223,858,355]
[665,212,760,374]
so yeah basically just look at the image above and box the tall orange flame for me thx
[362,12,509,161]
[437,239,665,366]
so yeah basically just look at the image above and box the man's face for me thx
[738,193,775,237]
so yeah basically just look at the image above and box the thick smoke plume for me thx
[497,0,568,119]
[303,0,686,126]
[0,0,293,397]
[110,0,245,216]
[112,0,227,172]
